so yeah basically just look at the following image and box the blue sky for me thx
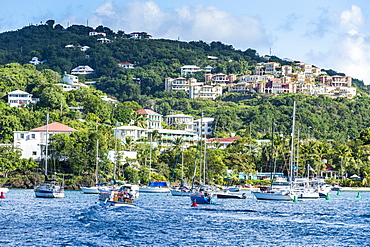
[1,0,370,84]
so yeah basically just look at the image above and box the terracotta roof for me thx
[206,137,240,143]
[137,109,161,115]
[30,122,77,132]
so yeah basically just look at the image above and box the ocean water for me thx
[0,190,369,247]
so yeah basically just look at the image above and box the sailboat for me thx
[252,103,298,201]
[189,118,218,204]
[34,113,65,198]
[170,139,192,196]
[139,132,170,193]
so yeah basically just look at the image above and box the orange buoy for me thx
[191,199,198,207]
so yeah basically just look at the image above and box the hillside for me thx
[2,22,370,186]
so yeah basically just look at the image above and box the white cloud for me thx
[85,1,269,50]
[307,5,370,84]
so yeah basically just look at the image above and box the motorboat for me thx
[0,187,9,193]
[190,190,218,204]
[34,180,65,198]
[216,191,246,199]
[99,183,140,198]
[98,190,136,207]
[139,181,170,193]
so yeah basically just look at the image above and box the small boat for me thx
[224,186,240,192]
[252,190,295,201]
[139,181,170,193]
[216,191,246,199]
[190,190,218,204]
[0,187,9,193]
[170,184,192,196]
[34,180,65,198]
[80,183,111,194]
[98,190,136,207]
[100,183,140,198]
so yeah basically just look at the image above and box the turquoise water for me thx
[0,190,369,246]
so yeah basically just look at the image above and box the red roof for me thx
[137,109,161,115]
[206,137,240,143]
[30,122,77,132]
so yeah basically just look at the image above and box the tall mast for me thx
[181,139,184,181]
[45,112,49,177]
[113,121,118,180]
[149,132,152,184]
[289,101,296,186]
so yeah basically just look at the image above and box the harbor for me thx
[0,189,368,246]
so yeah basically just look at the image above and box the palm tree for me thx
[131,112,147,128]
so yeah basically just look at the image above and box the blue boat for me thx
[190,191,218,204]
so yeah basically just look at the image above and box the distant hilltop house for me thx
[127,32,152,39]
[89,31,106,37]
[97,38,112,43]
[71,65,94,75]
[7,90,39,107]
[14,122,77,161]
[180,65,213,75]
[165,77,222,100]
[65,44,90,52]
[55,74,88,91]
[118,62,134,69]
[205,73,237,85]
[29,57,46,65]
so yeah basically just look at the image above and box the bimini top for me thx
[149,182,168,187]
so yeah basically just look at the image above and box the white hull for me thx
[34,181,65,198]
[252,191,294,201]
[339,187,370,192]
[170,189,191,196]
[98,199,136,207]
[139,186,170,193]
[0,187,9,193]
[81,186,100,194]
[35,190,65,198]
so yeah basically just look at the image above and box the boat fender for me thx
[104,198,109,205]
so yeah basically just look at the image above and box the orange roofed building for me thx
[14,122,77,161]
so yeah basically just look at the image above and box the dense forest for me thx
[1,21,370,188]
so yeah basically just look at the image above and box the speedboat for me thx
[252,190,295,201]
[0,187,9,193]
[34,180,65,198]
[99,184,140,198]
[216,190,246,199]
[98,190,136,207]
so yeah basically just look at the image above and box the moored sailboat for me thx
[34,113,65,198]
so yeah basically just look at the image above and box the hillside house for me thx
[71,65,94,75]
[89,31,106,36]
[164,114,194,132]
[118,62,134,69]
[137,109,163,129]
[7,90,38,107]
[14,122,77,161]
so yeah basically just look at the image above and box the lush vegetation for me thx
[1,21,370,188]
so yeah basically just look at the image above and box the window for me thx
[31,134,35,139]
[20,133,24,139]
[32,151,37,155]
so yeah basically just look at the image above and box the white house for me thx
[113,126,147,142]
[13,122,77,161]
[89,31,106,37]
[62,74,79,84]
[137,109,163,129]
[164,114,194,132]
[80,46,90,52]
[118,63,134,69]
[188,85,222,100]
[71,65,94,74]
[194,117,215,137]
[7,90,38,107]
[180,65,202,75]
[101,95,117,104]
[97,38,112,43]
[29,57,44,65]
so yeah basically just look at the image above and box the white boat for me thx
[252,190,295,201]
[34,180,65,198]
[0,187,9,193]
[98,190,136,207]
[100,183,140,198]
[139,182,170,193]
[170,186,192,196]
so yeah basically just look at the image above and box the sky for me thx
[1,0,370,84]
